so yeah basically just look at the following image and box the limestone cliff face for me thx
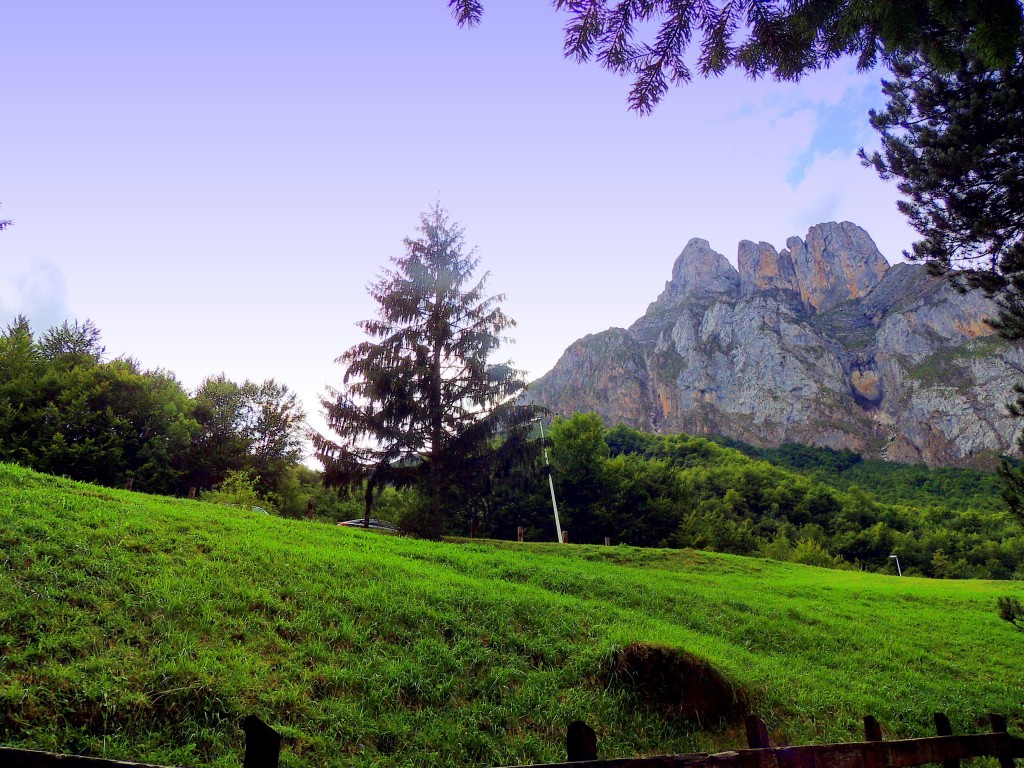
[787,222,890,312]
[529,222,1022,467]
[531,328,657,428]
[738,240,799,297]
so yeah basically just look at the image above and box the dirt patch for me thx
[601,642,746,723]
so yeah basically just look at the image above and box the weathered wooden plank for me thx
[499,732,1024,768]
[762,740,866,768]
[861,717,887,768]
[773,746,810,768]
[738,746,778,768]
[881,731,1024,765]
[6,712,1021,768]
[500,753,728,768]
[0,747,183,768]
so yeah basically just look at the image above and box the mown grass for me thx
[1,462,1022,768]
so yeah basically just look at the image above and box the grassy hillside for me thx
[1,463,1022,768]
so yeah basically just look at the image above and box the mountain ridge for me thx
[529,222,1022,467]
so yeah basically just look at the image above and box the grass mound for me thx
[0,462,1022,768]
[602,643,745,724]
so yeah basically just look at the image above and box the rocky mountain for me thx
[529,222,1023,467]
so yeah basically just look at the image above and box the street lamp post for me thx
[888,554,902,576]
[535,419,564,544]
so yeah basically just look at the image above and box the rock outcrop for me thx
[529,222,1023,467]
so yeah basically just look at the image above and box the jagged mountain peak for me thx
[784,221,890,312]
[664,238,740,298]
[736,221,890,312]
[531,222,1019,467]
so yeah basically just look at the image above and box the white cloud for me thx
[783,148,914,262]
[0,260,73,332]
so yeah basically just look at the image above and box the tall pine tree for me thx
[861,49,1024,522]
[449,0,1022,114]
[313,206,538,537]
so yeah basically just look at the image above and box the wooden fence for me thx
[0,712,1020,768]
[545,713,1024,768]
[0,716,280,768]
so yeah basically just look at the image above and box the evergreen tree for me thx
[313,205,537,537]
[861,53,1024,302]
[861,50,1024,524]
[450,0,1022,113]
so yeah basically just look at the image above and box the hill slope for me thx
[1,463,1022,768]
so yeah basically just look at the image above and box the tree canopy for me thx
[861,54,1024,305]
[0,316,309,509]
[313,205,538,536]
[449,0,1023,113]
[532,415,1022,578]
[859,48,1024,523]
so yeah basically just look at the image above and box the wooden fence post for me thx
[990,714,1015,768]
[188,486,196,499]
[517,526,524,543]
[864,715,883,742]
[604,537,611,546]
[935,712,960,768]
[125,478,133,491]
[566,720,597,762]
[745,715,771,749]
[306,497,314,520]
[242,715,281,768]
[562,530,569,544]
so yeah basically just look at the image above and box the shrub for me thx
[996,596,1024,630]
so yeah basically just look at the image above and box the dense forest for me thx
[2,315,1020,579]
[517,415,1021,580]
[0,316,314,514]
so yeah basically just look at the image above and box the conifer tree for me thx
[861,53,1024,302]
[861,50,1024,524]
[449,0,1022,114]
[313,206,537,537]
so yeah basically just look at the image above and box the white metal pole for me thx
[537,419,563,544]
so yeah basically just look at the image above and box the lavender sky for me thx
[1,1,916,441]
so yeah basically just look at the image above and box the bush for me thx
[996,596,1024,629]
[200,469,275,514]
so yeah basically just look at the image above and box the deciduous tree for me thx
[550,413,610,542]
[188,374,306,496]
[38,319,105,363]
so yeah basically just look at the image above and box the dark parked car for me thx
[337,518,402,533]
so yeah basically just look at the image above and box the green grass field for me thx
[1,462,1022,768]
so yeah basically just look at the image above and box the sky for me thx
[0,1,918,442]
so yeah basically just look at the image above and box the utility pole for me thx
[888,553,902,576]
[536,419,563,544]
